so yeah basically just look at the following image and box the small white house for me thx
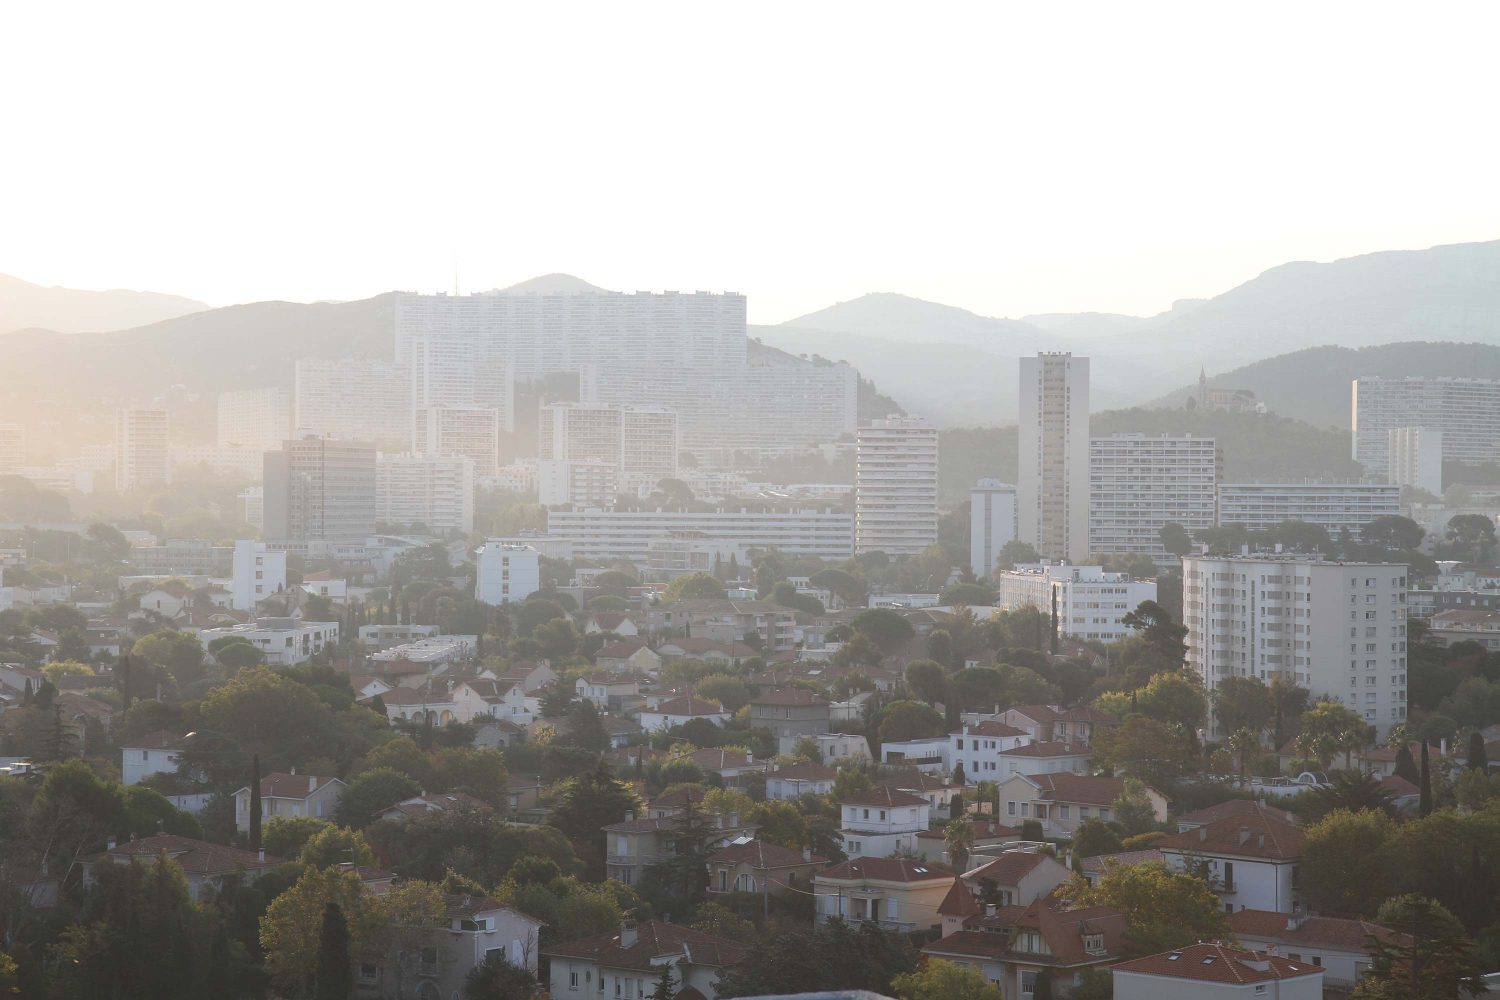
[1112,943,1323,999]
[120,730,184,786]
[233,772,346,834]
[638,696,729,731]
[838,786,931,859]
[1155,803,1304,914]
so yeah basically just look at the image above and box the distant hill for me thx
[497,273,609,295]
[1111,239,1500,366]
[0,272,208,335]
[1155,341,1500,429]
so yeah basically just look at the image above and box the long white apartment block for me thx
[970,479,1017,577]
[1353,375,1500,478]
[1217,482,1400,538]
[545,507,855,565]
[115,408,170,491]
[217,387,292,451]
[293,358,412,449]
[394,287,748,375]
[537,403,678,503]
[1183,555,1408,737]
[414,406,501,479]
[376,453,475,535]
[1387,426,1443,495]
[994,563,1156,643]
[1018,353,1089,563]
[1089,434,1219,563]
[408,335,514,429]
[474,541,541,605]
[0,424,26,474]
[855,417,939,556]
[231,539,287,611]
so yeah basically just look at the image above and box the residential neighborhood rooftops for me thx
[963,850,1051,884]
[937,877,981,918]
[1028,773,1144,806]
[1176,798,1298,828]
[649,695,725,716]
[102,835,282,875]
[750,687,829,707]
[1112,943,1322,984]
[960,720,1029,738]
[541,920,748,972]
[707,839,826,869]
[996,740,1089,758]
[241,772,342,800]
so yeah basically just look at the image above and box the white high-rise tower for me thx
[1018,353,1089,563]
[855,417,939,556]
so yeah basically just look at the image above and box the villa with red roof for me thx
[544,918,747,1000]
[1111,942,1323,999]
[88,835,283,901]
[838,785,932,858]
[233,771,346,834]
[1229,908,1409,993]
[637,695,730,731]
[813,858,955,934]
[706,838,827,896]
[997,772,1168,838]
[1156,801,1305,914]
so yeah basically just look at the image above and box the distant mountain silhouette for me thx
[0,272,208,334]
[497,273,611,295]
[1155,341,1500,429]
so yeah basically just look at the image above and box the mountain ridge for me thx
[0,272,209,335]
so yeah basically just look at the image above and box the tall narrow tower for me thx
[1018,353,1089,563]
[856,417,939,556]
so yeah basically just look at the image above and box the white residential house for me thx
[120,730,184,786]
[195,618,339,666]
[451,679,536,725]
[638,696,729,731]
[543,919,748,1000]
[813,858,955,935]
[765,761,839,800]
[838,786,931,859]
[473,541,541,605]
[1155,803,1304,914]
[812,732,873,765]
[993,741,1093,778]
[574,672,641,710]
[960,850,1073,907]
[234,772,346,834]
[231,540,287,611]
[951,720,1033,779]
[1228,909,1408,994]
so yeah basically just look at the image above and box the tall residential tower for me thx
[855,417,939,556]
[1018,353,1089,563]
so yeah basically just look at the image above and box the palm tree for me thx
[945,816,975,874]
[1305,770,1397,820]
[1228,727,1260,779]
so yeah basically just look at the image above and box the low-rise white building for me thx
[838,786,931,858]
[120,731,184,786]
[233,772,346,834]
[1155,803,1304,914]
[638,696,730,731]
[230,540,287,612]
[994,563,1156,643]
[196,618,339,665]
[1229,909,1406,993]
[1112,943,1323,1000]
[543,919,747,1000]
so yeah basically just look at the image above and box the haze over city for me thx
[3,4,1500,1000]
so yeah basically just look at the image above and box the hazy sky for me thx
[3,2,1498,325]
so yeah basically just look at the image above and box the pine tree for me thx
[250,754,263,850]
[21,677,32,707]
[1419,742,1432,818]
[649,960,677,1000]
[1394,743,1420,784]
[314,901,354,1000]
[1467,731,1488,772]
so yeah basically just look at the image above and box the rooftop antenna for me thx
[453,255,460,296]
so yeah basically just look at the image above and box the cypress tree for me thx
[21,677,32,707]
[1467,731,1489,772]
[1419,742,1433,818]
[249,754,263,850]
[314,901,354,1000]
[118,654,133,711]
[648,960,677,1000]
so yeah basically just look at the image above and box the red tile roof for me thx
[997,741,1090,758]
[541,920,748,971]
[1112,943,1322,984]
[1028,773,1140,806]
[817,857,954,883]
[121,729,184,750]
[244,772,342,800]
[840,786,929,808]
[937,877,981,918]
[1228,908,1410,951]
[964,850,1051,884]
[1176,798,1298,827]
[768,761,838,782]
[1157,808,1303,861]
[916,820,1021,841]
[104,835,282,875]
[962,720,1029,738]
[926,898,1127,967]
[707,839,825,869]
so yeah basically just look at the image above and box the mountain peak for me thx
[496,273,610,295]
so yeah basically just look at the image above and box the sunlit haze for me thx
[3,1,1498,321]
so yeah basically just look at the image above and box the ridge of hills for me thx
[0,272,208,335]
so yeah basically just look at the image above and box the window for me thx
[359,963,379,985]
[1020,970,1038,996]
[570,971,580,990]
[419,947,438,976]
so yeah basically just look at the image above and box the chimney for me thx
[746,751,754,765]
[290,765,297,776]
[624,811,635,823]
[803,846,812,863]
[619,917,638,948]
[309,776,317,794]
[1287,903,1305,931]
[986,904,997,917]
[258,848,266,863]
[1198,826,1207,843]
[106,837,117,851]
[728,812,740,828]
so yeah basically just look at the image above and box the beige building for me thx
[814,857,955,935]
[232,772,346,834]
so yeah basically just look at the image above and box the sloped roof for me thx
[243,772,344,800]
[541,920,748,971]
[1112,943,1321,984]
[648,696,725,717]
[960,720,1029,738]
[817,857,953,883]
[937,877,981,918]
[104,835,282,875]
[121,729,184,751]
[1080,849,1163,876]
[840,786,928,808]
[1157,808,1303,861]
[964,851,1050,884]
[767,761,837,782]
[927,898,1127,967]
[1228,908,1409,951]
[1177,798,1298,827]
[1028,773,1136,806]
[707,839,825,869]
[597,640,652,659]
[997,741,1090,758]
